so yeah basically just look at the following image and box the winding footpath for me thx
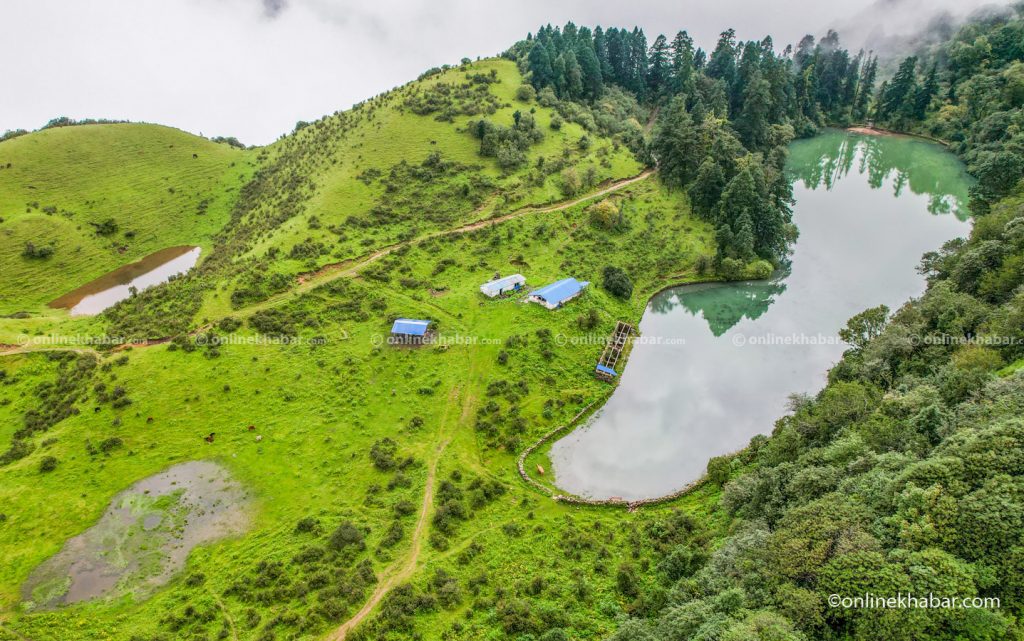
[1,168,655,357]
[0,171,659,638]
[326,437,449,640]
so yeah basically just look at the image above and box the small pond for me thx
[48,245,201,316]
[23,460,249,609]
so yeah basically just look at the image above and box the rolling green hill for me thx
[1,8,1023,641]
[0,124,255,314]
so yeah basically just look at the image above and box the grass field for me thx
[0,59,725,641]
[0,124,255,315]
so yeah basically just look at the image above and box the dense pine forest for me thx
[1,5,1024,641]
[499,9,1024,641]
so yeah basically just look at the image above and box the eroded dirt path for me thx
[326,353,482,640]
[250,167,656,318]
[325,386,462,640]
[2,169,655,358]
[325,437,448,640]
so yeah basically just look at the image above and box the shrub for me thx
[576,308,600,330]
[328,520,365,551]
[218,316,242,332]
[719,257,746,280]
[602,266,633,299]
[588,200,618,229]
[92,218,119,236]
[294,517,321,534]
[515,84,536,102]
[370,438,398,471]
[22,242,55,259]
[39,456,58,473]
[560,167,581,197]
[746,259,774,280]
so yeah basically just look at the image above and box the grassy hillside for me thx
[4,5,1020,636]
[0,51,720,641]
[0,124,255,314]
[249,59,642,264]
[0,172,714,639]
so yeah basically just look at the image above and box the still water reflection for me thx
[48,246,200,316]
[549,131,972,500]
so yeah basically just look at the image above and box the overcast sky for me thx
[0,0,1008,145]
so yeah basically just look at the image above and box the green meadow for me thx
[5,8,1024,640]
[0,59,721,641]
[0,124,255,314]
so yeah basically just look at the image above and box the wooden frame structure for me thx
[594,320,634,381]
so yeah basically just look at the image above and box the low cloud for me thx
[0,0,1017,145]
[262,0,288,18]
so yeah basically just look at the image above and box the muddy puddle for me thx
[48,245,200,316]
[23,460,249,610]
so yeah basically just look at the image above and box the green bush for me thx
[602,266,633,299]
[515,84,536,102]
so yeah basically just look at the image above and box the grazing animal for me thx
[204,432,215,443]
[192,153,198,159]
[247,425,256,431]
[255,435,263,442]
[146,417,154,424]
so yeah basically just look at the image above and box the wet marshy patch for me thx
[48,245,201,316]
[22,460,249,610]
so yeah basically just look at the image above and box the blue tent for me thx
[391,318,430,336]
[529,278,589,309]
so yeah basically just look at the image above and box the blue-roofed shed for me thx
[527,277,589,310]
[595,364,618,378]
[391,318,431,336]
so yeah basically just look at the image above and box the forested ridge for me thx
[496,9,1024,641]
[507,21,884,274]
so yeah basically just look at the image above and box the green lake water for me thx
[549,130,973,500]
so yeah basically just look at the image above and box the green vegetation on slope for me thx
[0,174,715,640]
[1,6,1023,641]
[0,124,255,313]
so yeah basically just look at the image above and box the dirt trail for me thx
[326,377,470,640]
[1,168,656,358]
[268,168,655,311]
[0,345,100,358]
[326,437,447,640]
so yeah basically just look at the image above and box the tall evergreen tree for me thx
[736,71,772,149]
[877,56,919,124]
[563,49,584,99]
[690,157,727,218]
[671,31,695,95]
[651,95,701,188]
[793,35,816,72]
[575,38,604,100]
[706,29,738,86]
[914,62,939,119]
[527,41,554,90]
[593,26,613,82]
[648,34,672,97]
[630,27,650,97]
[854,55,877,120]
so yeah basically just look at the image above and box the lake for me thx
[48,245,201,316]
[549,130,973,501]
